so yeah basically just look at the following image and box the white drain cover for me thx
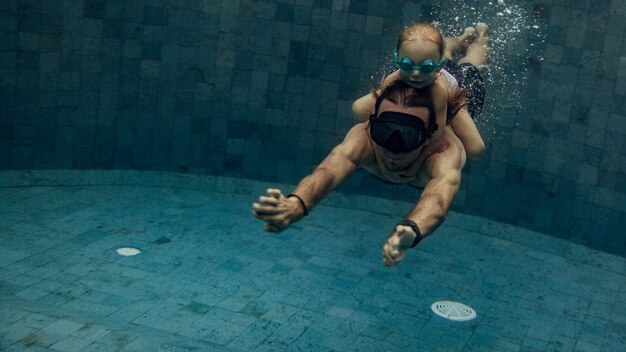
[431,301,476,321]
[116,247,141,256]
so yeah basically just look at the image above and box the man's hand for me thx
[382,224,418,266]
[252,188,305,233]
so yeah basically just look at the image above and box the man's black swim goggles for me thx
[369,111,438,154]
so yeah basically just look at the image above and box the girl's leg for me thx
[451,23,489,159]
[443,27,476,61]
[450,109,485,160]
[457,23,490,67]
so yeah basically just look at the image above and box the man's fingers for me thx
[267,188,283,199]
[253,190,293,234]
[382,233,405,267]
[383,254,397,267]
[264,223,283,233]
[383,243,398,257]
[252,202,282,215]
[259,196,280,205]
[383,251,403,266]
[389,234,400,247]
[382,244,397,262]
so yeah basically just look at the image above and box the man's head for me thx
[369,80,438,157]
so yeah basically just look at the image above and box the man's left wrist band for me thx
[288,193,309,216]
[397,219,422,247]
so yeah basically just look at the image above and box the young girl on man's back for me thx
[352,22,491,159]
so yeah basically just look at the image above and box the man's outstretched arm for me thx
[382,149,464,266]
[252,125,368,233]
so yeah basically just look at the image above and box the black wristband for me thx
[397,220,422,248]
[287,193,309,216]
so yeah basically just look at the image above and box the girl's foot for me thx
[443,27,476,60]
[459,27,477,48]
[475,22,489,39]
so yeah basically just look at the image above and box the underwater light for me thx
[431,301,476,321]
[115,247,141,256]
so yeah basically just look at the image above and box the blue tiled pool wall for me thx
[0,0,624,255]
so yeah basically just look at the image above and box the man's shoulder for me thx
[338,122,375,164]
[345,122,370,140]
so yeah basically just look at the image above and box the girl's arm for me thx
[450,109,485,159]
[351,71,400,121]
[352,93,377,121]
[432,77,448,132]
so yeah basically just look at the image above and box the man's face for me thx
[372,99,431,171]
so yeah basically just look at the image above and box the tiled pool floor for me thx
[0,171,624,351]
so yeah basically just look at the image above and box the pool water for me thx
[0,170,624,351]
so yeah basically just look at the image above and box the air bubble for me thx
[417,0,546,143]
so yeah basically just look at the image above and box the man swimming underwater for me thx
[253,80,467,266]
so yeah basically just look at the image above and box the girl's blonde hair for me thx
[396,23,445,59]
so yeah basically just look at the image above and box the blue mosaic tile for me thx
[0,2,625,347]
[2,175,625,350]
[143,6,164,26]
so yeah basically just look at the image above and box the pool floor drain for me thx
[431,301,476,321]
[116,247,141,256]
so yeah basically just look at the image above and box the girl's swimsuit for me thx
[440,68,459,88]
[441,62,486,119]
